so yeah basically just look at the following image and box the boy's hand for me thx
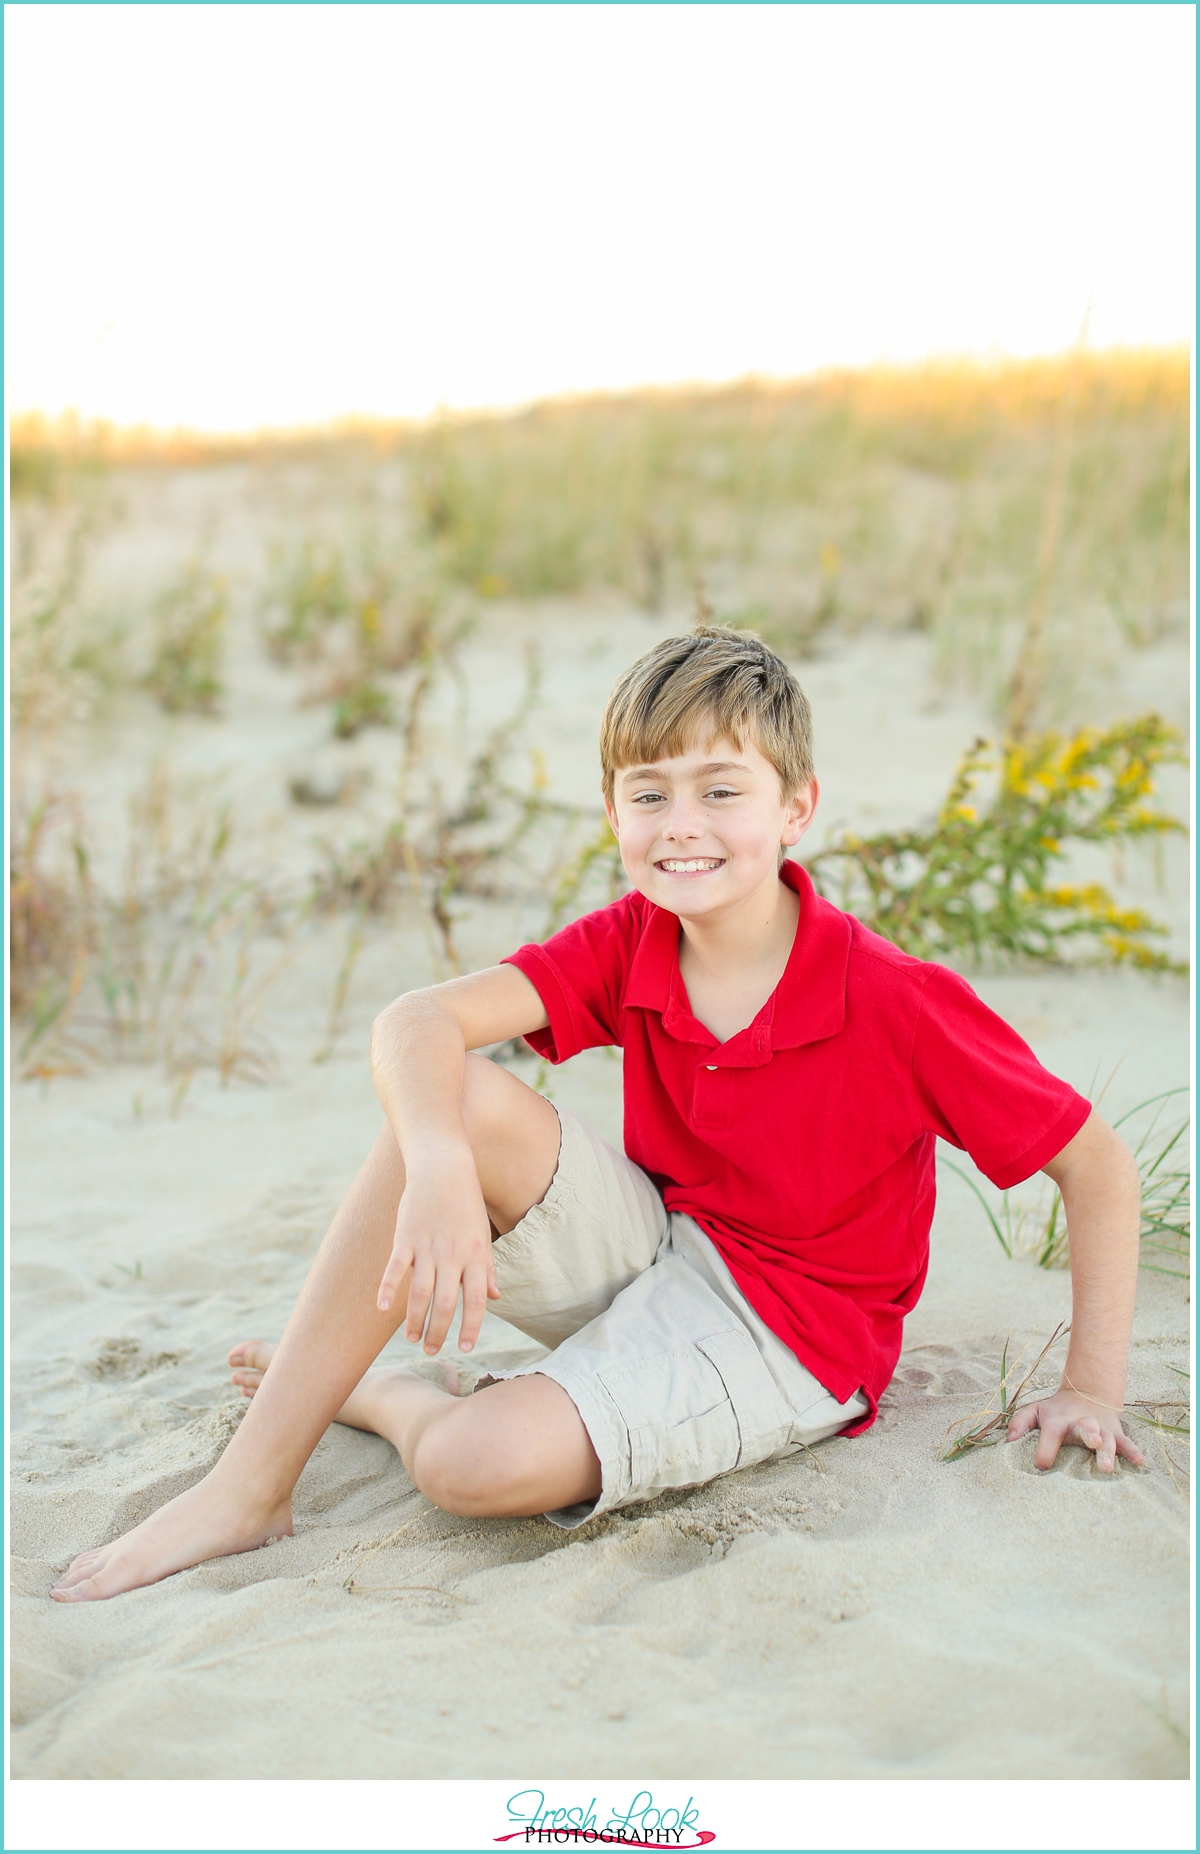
[377,1149,500,1355]
[1007,1389,1146,1473]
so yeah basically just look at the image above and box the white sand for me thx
[10,470,1191,1777]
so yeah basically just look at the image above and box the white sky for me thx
[5,2,1195,432]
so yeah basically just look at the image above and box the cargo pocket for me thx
[694,1327,795,1469]
[595,1324,789,1504]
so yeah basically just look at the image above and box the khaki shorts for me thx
[482,1104,868,1528]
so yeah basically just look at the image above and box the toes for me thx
[51,1564,125,1603]
[227,1341,273,1369]
[52,1559,106,1593]
[56,1548,104,1579]
[51,1577,101,1603]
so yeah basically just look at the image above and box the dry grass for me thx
[145,560,228,714]
[14,349,1190,727]
[940,1328,1190,1481]
[939,1324,1070,1461]
[9,499,127,731]
[308,650,601,1058]
[10,771,300,1102]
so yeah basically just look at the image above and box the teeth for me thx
[660,859,723,873]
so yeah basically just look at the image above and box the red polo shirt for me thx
[503,861,1091,1431]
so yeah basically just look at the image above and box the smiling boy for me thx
[53,627,1144,1601]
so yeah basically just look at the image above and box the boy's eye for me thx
[631,792,665,804]
[706,787,738,800]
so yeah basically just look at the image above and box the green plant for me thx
[1122,1369,1190,1485]
[944,1088,1190,1280]
[1032,1090,1190,1276]
[261,530,467,741]
[543,817,627,934]
[261,540,352,660]
[805,715,1186,970]
[145,562,227,714]
[332,681,393,738]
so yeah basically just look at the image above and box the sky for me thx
[5,2,1195,432]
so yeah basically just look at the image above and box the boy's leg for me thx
[51,1058,597,1601]
[229,1344,603,1518]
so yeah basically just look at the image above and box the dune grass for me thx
[14,348,1190,728]
[939,1324,1069,1462]
[942,1088,1191,1281]
[401,350,1189,723]
[145,560,228,714]
[939,1327,1190,1477]
[10,771,300,1099]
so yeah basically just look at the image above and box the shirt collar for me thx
[624,860,850,1053]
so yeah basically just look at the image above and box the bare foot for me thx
[51,1475,292,1604]
[228,1340,462,1433]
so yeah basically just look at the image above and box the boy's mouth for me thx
[655,857,726,875]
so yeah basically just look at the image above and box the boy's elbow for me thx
[370,988,454,1061]
[370,992,420,1063]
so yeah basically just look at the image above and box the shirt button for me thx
[705,1064,718,1071]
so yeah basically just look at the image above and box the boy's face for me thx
[604,735,818,922]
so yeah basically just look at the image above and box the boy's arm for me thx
[1006,1111,1147,1472]
[369,965,550,1354]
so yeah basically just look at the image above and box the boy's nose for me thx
[661,795,709,839]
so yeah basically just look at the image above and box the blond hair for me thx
[599,625,814,801]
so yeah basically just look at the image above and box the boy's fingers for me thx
[404,1258,436,1341]
[377,1245,413,1314]
[422,1263,462,1354]
[1006,1405,1039,1442]
[1034,1416,1066,1470]
[459,1265,489,1353]
[1115,1430,1146,1467]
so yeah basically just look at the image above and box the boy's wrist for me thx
[1057,1365,1126,1412]
[397,1128,475,1173]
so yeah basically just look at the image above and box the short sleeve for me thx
[501,893,644,1064]
[912,966,1091,1188]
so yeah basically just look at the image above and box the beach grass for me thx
[939,1323,1070,1461]
[940,1326,1190,1473]
[13,348,1189,726]
[11,770,301,1096]
[943,1087,1190,1280]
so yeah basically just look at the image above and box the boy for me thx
[53,627,1144,1601]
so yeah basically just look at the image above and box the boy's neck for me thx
[676,864,799,978]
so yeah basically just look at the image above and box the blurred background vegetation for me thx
[9,348,1190,1097]
[14,347,1188,724]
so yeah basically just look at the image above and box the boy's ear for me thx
[603,792,620,838]
[781,777,819,848]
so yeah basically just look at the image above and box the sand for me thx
[9,468,1192,1779]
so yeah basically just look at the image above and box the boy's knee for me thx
[410,1406,507,1516]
